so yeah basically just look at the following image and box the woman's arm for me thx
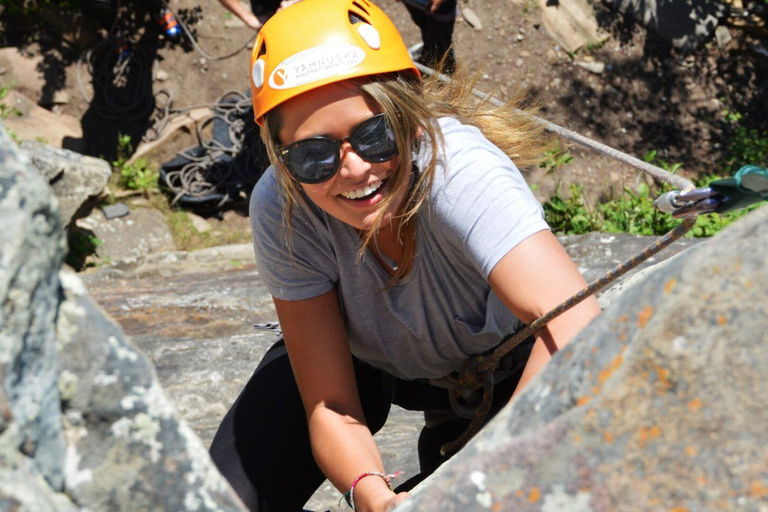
[488,230,602,396]
[273,289,409,512]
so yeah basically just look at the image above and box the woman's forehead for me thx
[277,82,379,142]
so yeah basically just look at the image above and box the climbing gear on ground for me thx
[158,90,268,208]
[341,471,404,510]
[279,114,398,184]
[249,0,419,125]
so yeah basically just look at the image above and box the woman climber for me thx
[209,0,601,510]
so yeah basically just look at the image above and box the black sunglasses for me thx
[278,113,398,184]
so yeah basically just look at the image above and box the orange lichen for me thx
[576,396,592,406]
[657,368,671,392]
[664,278,677,294]
[573,434,582,443]
[670,508,689,512]
[685,446,697,456]
[637,306,654,328]
[688,398,703,412]
[617,314,629,323]
[639,425,661,445]
[750,480,768,499]
[492,503,502,512]
[717,315,727,326]
[515,490,524,498]
[528,487,541,503]
[603,432,614,444]
[598,352,624,384]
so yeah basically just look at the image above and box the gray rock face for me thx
[398,205,768,511]
[0,122,246,511]
[0,122,68,497]
[20,140,111,226]
[57,270,246,511]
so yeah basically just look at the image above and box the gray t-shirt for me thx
[250,117,549,380]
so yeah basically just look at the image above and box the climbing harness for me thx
[409,59,768,456]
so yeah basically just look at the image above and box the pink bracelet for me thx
[342,470,404,510]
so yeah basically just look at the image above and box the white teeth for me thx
[341,180,383,199]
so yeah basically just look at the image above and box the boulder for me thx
[0,122,247,511]
[0,108,70,505]
[398,204,768,511]
[57,270,246,511]
[20,140,111,227]
[1,90,85,153]
[539,0,609,53]
[0,48,46,100]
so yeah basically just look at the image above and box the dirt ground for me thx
[2,0,767,207]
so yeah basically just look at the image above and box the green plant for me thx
[542,171,764,238]
[66,230,104,270]
[721,108,768,168]
[112,134,159,196]
[542,184,599,234]
[0,82,23,121]
[539,140,574,174]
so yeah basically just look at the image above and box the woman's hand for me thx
[384,491,411,510]
[357,485,410,512]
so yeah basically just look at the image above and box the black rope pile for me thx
[158,90,268,208]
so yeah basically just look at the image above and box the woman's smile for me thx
[277,82,410,231]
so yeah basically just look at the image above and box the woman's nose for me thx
[337,143,371,179]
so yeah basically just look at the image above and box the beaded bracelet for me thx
[341,470,404,510]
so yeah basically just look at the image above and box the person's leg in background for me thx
[403,0,457,74]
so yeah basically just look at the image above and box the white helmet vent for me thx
[252,59,265,88]
[357,23,380,50]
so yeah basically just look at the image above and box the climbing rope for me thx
[158,90,265,207]
[410,58,766,456]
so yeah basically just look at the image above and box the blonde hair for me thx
[260,61,553,283]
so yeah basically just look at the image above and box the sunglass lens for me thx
[352,115,397,162]
[285,139,338,183]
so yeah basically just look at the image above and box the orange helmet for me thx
[249,0,419,126]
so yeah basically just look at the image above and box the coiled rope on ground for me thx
[76,0,259,203]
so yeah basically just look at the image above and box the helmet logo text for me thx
[268,44,366,90]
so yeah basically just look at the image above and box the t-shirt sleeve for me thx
[249,168,338,300]
[430,120,550,280]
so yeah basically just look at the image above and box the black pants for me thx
[209,338,532,511]
[403,0,457,73]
